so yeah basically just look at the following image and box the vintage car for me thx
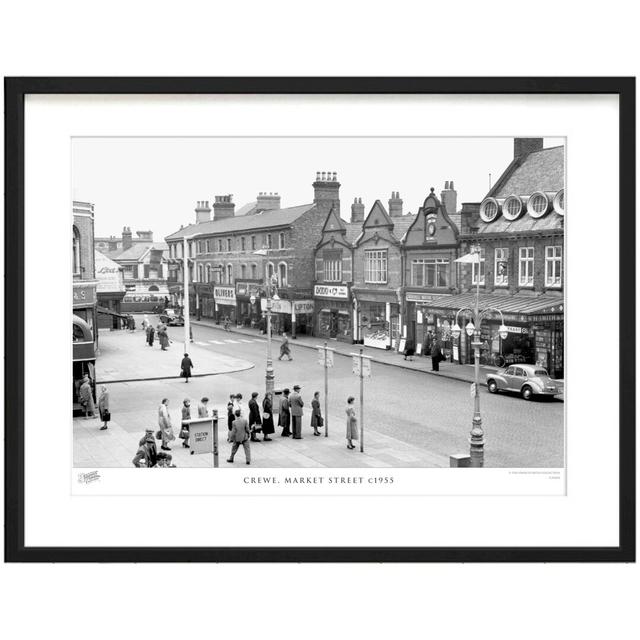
[159,308,184,326]
[486,364,560,400]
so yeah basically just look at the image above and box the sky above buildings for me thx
[73,137,564,242]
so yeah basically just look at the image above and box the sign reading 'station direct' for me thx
[188,418,214,455]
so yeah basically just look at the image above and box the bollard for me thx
[449,454,471,468]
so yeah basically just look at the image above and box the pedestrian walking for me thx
[198,397,209,418]
[248,391,262,442]
[180,399,191,448]
[403,339,415,361]
[310,391,322,436]
[147,324,155,347]
[157,323,169,350]
[227,394,236,437]
[278,333,293,360]
[261,392,275,441]
[226,409,251,465]
[430,338,443,372]
[279,388,291,437]
[98,385,110,430]
[128,314,136,332]
[224,316,231,332]
[181,353,194,383]
[289,384,304,439]
[79,375,96,419]
[122,315,129,331]
[345,396,358,450]
[158,398,175,451]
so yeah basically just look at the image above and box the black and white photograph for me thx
[72,135,565,472]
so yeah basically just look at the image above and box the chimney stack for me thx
[122,226,132,250]
[514,137,544,159]
[195,200,212,224]
[256,192,281,212]
[212,194,235,221]
[351,197,365,223]
[313,170,341,218]
[440,180,458,215]
[388,191,403,217]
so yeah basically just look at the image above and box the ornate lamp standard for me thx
[451,244,508,467]
[252,247,280,394]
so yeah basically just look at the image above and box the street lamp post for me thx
[451,245,508,467]
[252,247,279,395]
[182,235,194,355]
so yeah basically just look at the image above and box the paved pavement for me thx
[75,315,564,469]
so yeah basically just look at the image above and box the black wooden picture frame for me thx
[4,77,635,562]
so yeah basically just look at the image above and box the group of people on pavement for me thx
[77,375,111,430]
[142,316,171,351]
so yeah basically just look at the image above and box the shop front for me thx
[214,285,237,324]
[354,290,400,350]
[236,281,262,328]
[313,284,352,342]
[195,283,215,320]
[291,299,314,337]
[260,298,292,335]
[404,292,456,357]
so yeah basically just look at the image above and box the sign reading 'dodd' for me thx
[314,284,349,299]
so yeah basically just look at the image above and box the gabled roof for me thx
[489,145,565,198]
[112,242,168,261]
[322,207,346,233]
[363,200,394,229]
[391,214,418,242]
[165,203,315,240]
[345,222,363,244]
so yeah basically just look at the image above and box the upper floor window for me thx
[411,259,449,288]
[471,248,485,285]
[217,239,223,253]
[365,249,387,284]
[251,263,258,279]
[545,246,562,288]
[215,264,223,284]
[123,265,135,280]
[279,232,285,249]
[278,262,288,287]
[267,234,273,249]
[241,237,246,251]
[323,250,342,282]
[240,264,247,279]
[251,236,256,251]
[226,238,232,252]
[519,247,534,287]
[226,264,233,284]
[198,265,204,282]
[267,262,275,280]
[205,240,210,253]
[72,226,81,275]
[494,248,509,286]
[206,264,211,282]
[177,243,183,259]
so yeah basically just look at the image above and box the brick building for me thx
[351,193,416,349]
[400,182,461,356]
[165,172,341,335]
[73,200,98,414]
[418,139,565,377]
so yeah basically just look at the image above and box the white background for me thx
[1,2,638,640]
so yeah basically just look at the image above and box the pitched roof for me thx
[391,214,418,241]
[345,222,363,244]
[165,203,315,240]
[476,211,563,235]
[490,145,565,198]
[112,242,169,261]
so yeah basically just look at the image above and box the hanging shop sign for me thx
[504,325,530,334]
[314,284,349,299]
[213,286,236,304]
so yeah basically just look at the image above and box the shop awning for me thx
[417,292,564,318]
[96,306,127,319]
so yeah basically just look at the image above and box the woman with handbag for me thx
[98,385,110,430]
[158,398,175,451]
[345,396,358,450]
[310,391,322,436]
[180,353,194,383]
[261,392,275,441]
[180,398,191,448]
[248,392,262,442]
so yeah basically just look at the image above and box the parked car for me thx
[159,308,184,326]
[486,364,560,400]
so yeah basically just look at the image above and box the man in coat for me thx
[289,384,304,439]
[431,338,443,372]
[279,388,291,437]
[227,409,251,465]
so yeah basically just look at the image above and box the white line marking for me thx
[239,339,254,343]
[194,341,208,346]
[208,340,224,344]
[225,339,242,344]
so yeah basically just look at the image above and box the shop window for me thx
[279,232,285,249]
[364,249,387,284]
[472,249,485,285]
[494,248,509,286]
[278,262,288,287]
[545,246,562,287]
[72,226,81,275]
[519,247,534,287]
[324,250,342,282]
[411,259,448,287]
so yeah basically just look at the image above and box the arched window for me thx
[251,263,258,279]
[278,262,288,287]
[198,265,204,282]
[226,264,233,284]
[72,226,81,275]
[148,285,159,292]
[240,264,247,279]
[206,264,211,283]
[216,264,223,284]
[267,262,275,280]
[279,232,285,249]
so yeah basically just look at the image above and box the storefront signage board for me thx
[260,298,292,314]
[214,286,236,304]
[314,284,349,299]
[293,300,314,314]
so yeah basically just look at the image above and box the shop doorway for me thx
[329,310,339,338]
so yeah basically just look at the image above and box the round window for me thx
[479,198,500,222]
[502,196,523,221]
[553,189,565,215]
[528,192,550,218]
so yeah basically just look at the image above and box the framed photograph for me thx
[4,77,635,562]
